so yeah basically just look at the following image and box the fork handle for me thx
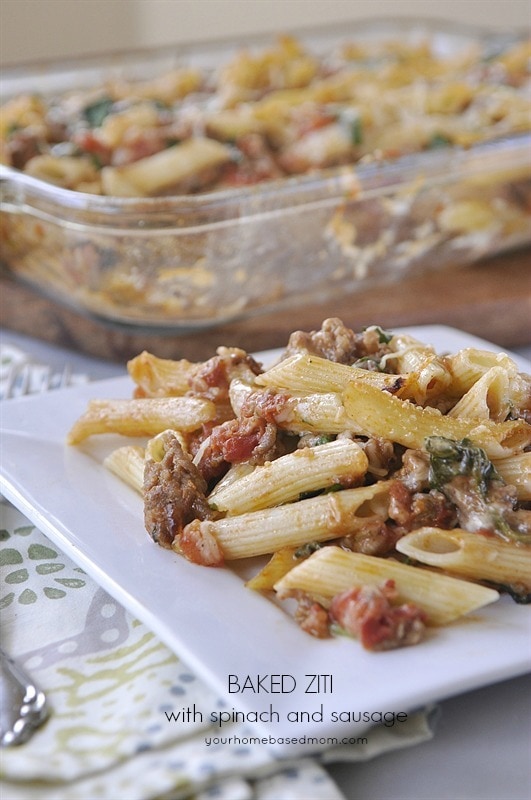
[0,647,49,746]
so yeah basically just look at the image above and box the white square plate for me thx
[1,325,530,755]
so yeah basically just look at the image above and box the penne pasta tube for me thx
[274,546,500,625]
[256,353,405,394]
[228,378,255,416]
[176,482,390,560]
[387,333,436,372]
[207,462,256,496]
[446,348,519,395]
[395,527,531,593]
[101,137,232,196]
[257,350,453,407]
[246,547,298,591]
[104,445,145,493]
[127,351,199,397]
[342,380,531,458]
[109,68,202,104]
[446,366,512,422]
[386,334,452,403]
[400,356,453,406]
[67,396,217,444]
[281,391,361,434]
[146,428,189,461]
[494,452,531,500]
[205,107,266,139]
[208,438,369,514]
[24,154,98,189]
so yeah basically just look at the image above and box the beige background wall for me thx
[1,0,530,67]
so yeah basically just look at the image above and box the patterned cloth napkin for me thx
[0,346,437,800]
[0,503,436,800]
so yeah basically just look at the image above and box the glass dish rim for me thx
[1,14,530,221]
[2,132,530,224]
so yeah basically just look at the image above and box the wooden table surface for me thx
[1,247,530,363]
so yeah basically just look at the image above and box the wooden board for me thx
[1,249,530,363]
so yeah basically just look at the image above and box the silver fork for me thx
[1,361,73,401]
[0,648,49,746]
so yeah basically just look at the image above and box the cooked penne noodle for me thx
[256,353,404,394]
[207,462,256,495]
[146,428,189,461]
[101,137,232,196]
[283,391,362,434]
[24,154,99,189]
[342,380,531,457]
[257,349,454,407]
[208,438,368,514]
[386,333,436,372]
[386,334,452,403]
[404,357,453,405]
[494,452,531,500]
[273,546,500,625]
[67,396,217,444]
[446,366,512,422]
[127,351,199,397]
[246,547,298,591]
[204,106,266,140]
[446,348,519,395]
[109,67,203,104]
[228,378,255,416]
[395,527,531,592]
[176,483,390,560]
[104,445,145,493]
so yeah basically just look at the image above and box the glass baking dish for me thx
[1,19,530,332]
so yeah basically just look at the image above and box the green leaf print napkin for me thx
[0,501,436,800]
